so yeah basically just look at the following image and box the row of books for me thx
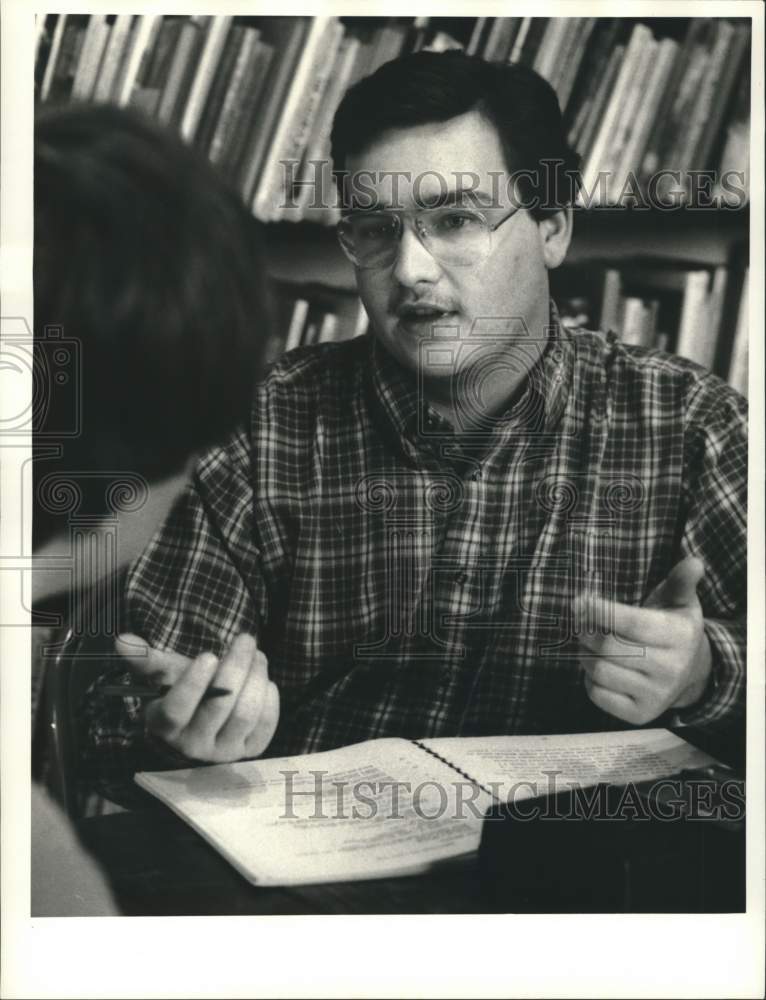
[574,19,751,207]
[270,282,369,363]
[35,14,751,222]
[554,258,749,396]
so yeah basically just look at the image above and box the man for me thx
[31,102,273,911]
[108,52,746,771]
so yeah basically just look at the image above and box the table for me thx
[76,805,494,916]
[74,726,745,917]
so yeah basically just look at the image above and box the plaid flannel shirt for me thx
[88,304,747,776]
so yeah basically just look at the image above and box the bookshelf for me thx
[34,13,751,393]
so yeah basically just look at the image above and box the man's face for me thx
[345,110,569,407]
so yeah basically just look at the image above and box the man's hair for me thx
[330,50,581,215]
[34,103,273,545]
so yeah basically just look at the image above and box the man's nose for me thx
[391,224,442,287]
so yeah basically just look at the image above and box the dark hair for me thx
[331,50,581,216]
[34,103,273,545]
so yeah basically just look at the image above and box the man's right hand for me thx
[114,633,279,763]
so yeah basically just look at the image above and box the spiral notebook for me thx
[135,728,718,886]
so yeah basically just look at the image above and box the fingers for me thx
[573,595,689,648]
[183,634,258,741]
[644,555,705,610]
[581,658,647,699]
[115,633,192,685]
[583,674,638,723]
[210,643,269,751]
[142,633,279,763]
[145,651,220,743]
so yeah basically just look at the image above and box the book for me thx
[44,14,89,103]
[114,15,161,107]
[271,18,346,222]
[156,16,209,125]
[573,43,624,162]
[581,23,654,207]
[39,13,67,101]
[178,16,233,142]
[253,17,340,222]
[639,18,710,187]
[675,269,713,366]
[673,20,736,183]
[693,24,749,173]
[567,19,622,147]
[727,269,748,397]
[237,17,311,205]
[555,17,596,112]
[135,728,719,886]
[193,24,247,157]
[608,36,678,203]
[71,14,111,101]
[207,28,262,165]
[218,40,275,182]
[91,13,134,103]
[601,31,659,204]
[285,36,361,224]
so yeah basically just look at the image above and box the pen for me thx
[98,684,232,700]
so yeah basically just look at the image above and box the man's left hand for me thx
[574,556,713,726]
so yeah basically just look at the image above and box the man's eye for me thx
[355,217,396,242]
[434,211,483,235]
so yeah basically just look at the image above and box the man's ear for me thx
[539,207,572,270]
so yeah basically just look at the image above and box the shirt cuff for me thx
[669,617,746,731]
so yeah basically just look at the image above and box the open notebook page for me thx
[419,729,721,803]
[136,737,493,886]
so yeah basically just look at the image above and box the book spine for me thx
[220,41,275,179]
[610,37,678,199]
[557,18,596,111]
[71,15,111,102]
[178,17,233,142]
[599,269,623,333]
[678,21,736,176]
[115,15,161,107]
[237,18,310,205]
[509,17,532,63]
[533,17,572,88]
[727,270,748,396]
[292,36,361,221]
[581,23,653,206]
[284,299,310,353]
[39,14,67,100]
[675,270,712,365]
[91,13,134,103]
[207,28,261,165]
[281,24,349,222]
[253,16,337,222]
[156,16,208,125]
[575,44,624,160]
[602,34,658,204]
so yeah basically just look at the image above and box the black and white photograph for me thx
[1,1,763,997]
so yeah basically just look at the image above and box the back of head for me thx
[331,50,581,216]
[34,103,272,545]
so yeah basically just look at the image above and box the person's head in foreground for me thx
[331,50,580,418]
[33,102,272,599]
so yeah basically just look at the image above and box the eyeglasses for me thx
[336,204,521,270]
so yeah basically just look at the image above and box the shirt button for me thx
[470,469,482,481]
[453,571,469,586]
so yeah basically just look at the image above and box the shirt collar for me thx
[365,299,573,457]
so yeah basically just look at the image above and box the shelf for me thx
[265,206,749,291]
